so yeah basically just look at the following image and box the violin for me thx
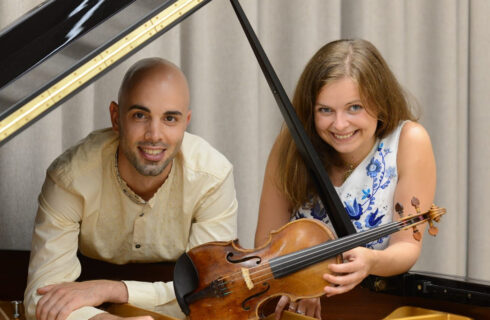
[173,197,446,320]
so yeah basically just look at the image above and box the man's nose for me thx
[144,120,162,142]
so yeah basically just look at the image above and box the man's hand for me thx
[90,313,153,320]
[36,280,128,320]
[274,296,321,320]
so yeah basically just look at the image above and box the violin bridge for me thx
[241,267,254,290]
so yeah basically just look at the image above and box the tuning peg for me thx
[428,220,439,236]
[411,197,421,213]
[395,203,404,218]
[412,227,422,241]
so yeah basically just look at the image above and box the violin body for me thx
[174,201,445,320]
[175,219,340,320]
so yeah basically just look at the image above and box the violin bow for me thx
[229,0,356,237]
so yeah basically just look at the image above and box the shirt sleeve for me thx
[122,281,176,308]
[187,169,238,249]
[24,175,105,320]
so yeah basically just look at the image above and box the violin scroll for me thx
[397,196,447,241]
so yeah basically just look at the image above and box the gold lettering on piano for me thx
[0,0,204,143]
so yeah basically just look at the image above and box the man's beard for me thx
[120,137,179,177]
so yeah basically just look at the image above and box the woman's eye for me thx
[318,107,332,113]
[349,104,363,112]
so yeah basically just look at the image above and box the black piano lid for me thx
[0,0,212,146]
[230,0,356,236]
[0,0,136,91]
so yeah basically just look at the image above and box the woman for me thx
[255,39,436,319]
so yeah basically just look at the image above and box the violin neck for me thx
[269,214,427,279]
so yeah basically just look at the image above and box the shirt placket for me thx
[132,203,149,254]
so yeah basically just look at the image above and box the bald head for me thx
[110,58,192,184]
[118,57,190,110]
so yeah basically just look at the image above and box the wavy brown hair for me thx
[276,39,416,212]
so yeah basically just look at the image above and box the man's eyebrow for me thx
[164,110,183,116]
[127,105,150,113]
[127,105,183,116]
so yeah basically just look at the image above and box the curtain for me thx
[1,0,488,281]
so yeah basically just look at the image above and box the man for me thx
[24,58,238,320]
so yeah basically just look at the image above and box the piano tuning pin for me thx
[412,227,422,241]
[395,203,404,217]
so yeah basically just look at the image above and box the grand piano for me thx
[1,1,489,319]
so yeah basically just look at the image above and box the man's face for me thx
[111,69,191,178]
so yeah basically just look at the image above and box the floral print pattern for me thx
[293,122,406,250]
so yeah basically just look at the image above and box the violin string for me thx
[213,221,397,293]
[246,219,408,285]
[217,219,407,292]
[235,221,404,287]
[215,215,426,293]
[250,216,426,284]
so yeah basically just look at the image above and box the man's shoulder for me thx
[180,132,233,180]
[47,129,118,185]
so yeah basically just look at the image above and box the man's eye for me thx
[165,115,176,122]
[133,112,146,119]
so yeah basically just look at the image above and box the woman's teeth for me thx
[334,131,355,139]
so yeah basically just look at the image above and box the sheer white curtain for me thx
[1,0,489,281]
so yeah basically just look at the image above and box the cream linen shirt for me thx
[24,129,238,320]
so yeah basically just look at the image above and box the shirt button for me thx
[135,244,141,249]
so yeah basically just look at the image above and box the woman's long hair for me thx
[276,39,416,213]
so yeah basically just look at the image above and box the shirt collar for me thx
[113,149,175,208]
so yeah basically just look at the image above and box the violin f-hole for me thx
[226,252,262,264]
[241,282,270,311]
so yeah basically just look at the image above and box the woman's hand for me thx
[322,247,375,297]
[274,295,321,320]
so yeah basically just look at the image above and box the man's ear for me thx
[185,110,192,126]
[109,101,120,133]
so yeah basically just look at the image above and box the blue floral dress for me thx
[292,121,407,250]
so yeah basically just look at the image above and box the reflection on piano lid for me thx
[0,0,212,147]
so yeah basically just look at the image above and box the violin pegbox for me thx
[399,196,447,241]
[410,197,422,241]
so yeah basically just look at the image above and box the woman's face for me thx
[314,77,378,163]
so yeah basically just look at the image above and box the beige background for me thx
[1,0,489,282]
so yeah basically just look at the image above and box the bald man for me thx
[24,58,238,320]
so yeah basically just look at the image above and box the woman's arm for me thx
[255,137,293,247]
[323,121,437,295]
[371,121,436,274]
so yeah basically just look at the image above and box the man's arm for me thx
[24,176,123,320]
[187,169,238,249]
